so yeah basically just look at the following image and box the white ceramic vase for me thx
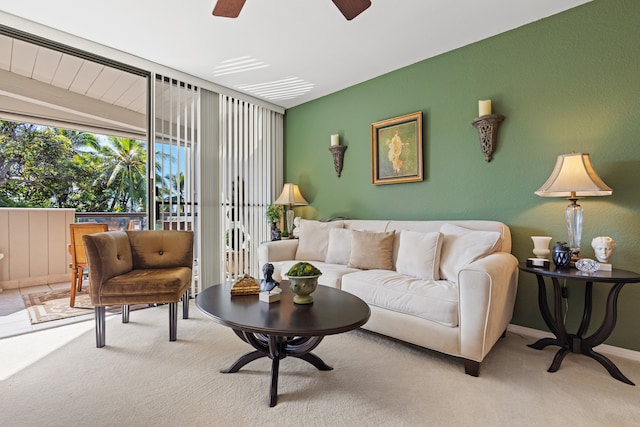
[531,236,552,259]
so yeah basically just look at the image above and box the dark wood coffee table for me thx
[195,281,370,406]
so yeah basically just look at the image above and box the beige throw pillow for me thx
[325,228,353,265]
[395,230,444,280]
[295,220,344,262]
[347,230,395,270]
[439,223,501,281]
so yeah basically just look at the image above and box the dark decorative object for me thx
[329,145,347,177]
[260,263,280,292]
[552,241,571,268]
[471,114,505,162]
[271,223,281,241]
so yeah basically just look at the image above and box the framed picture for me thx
[371,112,423,185]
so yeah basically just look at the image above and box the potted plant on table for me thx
[286,262,322,304]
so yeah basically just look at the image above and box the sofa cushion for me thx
[439,223,501,281]
[341,270,459,327]
[295,220,344,262]
[348,230,395,270]
[396,230,444,280]
[325,228,353,265]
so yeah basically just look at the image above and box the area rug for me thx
[22,289,94,324]
[22,289,146,325]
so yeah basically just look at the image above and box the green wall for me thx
[283,0,640,351]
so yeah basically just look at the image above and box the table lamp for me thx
[535,152,612,260]
[274,183,309,236]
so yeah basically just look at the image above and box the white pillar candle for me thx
[331,134,339,146]
[478,100,492,116]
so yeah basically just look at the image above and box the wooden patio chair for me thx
[69,223,108,307]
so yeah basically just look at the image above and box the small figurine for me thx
[260,263,279,293]
[591,236,616,264]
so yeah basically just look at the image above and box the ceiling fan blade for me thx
[212,0,246,18]
[332,0,371,20]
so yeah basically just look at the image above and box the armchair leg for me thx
[182,289,190,319]
[122,305,130,323]
[169,302,178,341]
[95,306,106,348]
[464,359,480,377]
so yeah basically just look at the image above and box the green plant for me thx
[265,204,282,223]
[286,262,322,277]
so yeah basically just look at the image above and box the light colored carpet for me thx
[1,302,639,427]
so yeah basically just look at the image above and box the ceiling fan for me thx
[212,0,371,20]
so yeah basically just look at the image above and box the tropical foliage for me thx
[0,121,151,211]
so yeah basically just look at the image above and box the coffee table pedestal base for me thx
[222,330,333,407]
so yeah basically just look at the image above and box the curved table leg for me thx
[528,337,563,350]
[296,352,333,371]
[528,276,634,385]
[222,330,332,406]
[221,350,265,373]
[585,349,634,385]
[548,348,570,372]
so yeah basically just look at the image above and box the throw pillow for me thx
[395,230,444,280]
[295,220,344,262]
[325,228,353,265]
[439,223,501,281]
[348,230,395,270]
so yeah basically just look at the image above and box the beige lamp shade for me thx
[274,183,309,206]
[535,153,612,198]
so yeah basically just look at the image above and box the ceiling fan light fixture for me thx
[212,0,246,18]
[332,0,372,20]
[213,0,371,20]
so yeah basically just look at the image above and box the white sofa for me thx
[258,219,519,376]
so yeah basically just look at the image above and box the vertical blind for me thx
[218,95,284,280]
[154,74,201,293]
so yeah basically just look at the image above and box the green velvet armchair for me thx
[83,230,194,348]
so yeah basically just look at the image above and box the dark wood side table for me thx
[519,262,640,385]
[196,282,370,406]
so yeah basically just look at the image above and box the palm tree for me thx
[98,136,147,211]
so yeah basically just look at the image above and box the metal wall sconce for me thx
[329,134,347,177]
[472,100,505,162]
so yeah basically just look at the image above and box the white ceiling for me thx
[0,0,591,110]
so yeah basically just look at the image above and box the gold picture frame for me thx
[371,112,423,185]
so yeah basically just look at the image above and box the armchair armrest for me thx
[258,239,299,267]
[457,252,519,361]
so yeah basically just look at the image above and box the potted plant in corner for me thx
[286,262,322,304]
[265,204,282,241]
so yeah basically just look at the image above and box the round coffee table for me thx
[195,282,370,406]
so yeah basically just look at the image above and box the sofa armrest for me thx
[258,239,299,266]
[457,252,519,362]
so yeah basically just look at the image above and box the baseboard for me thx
[507,324,640,362]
